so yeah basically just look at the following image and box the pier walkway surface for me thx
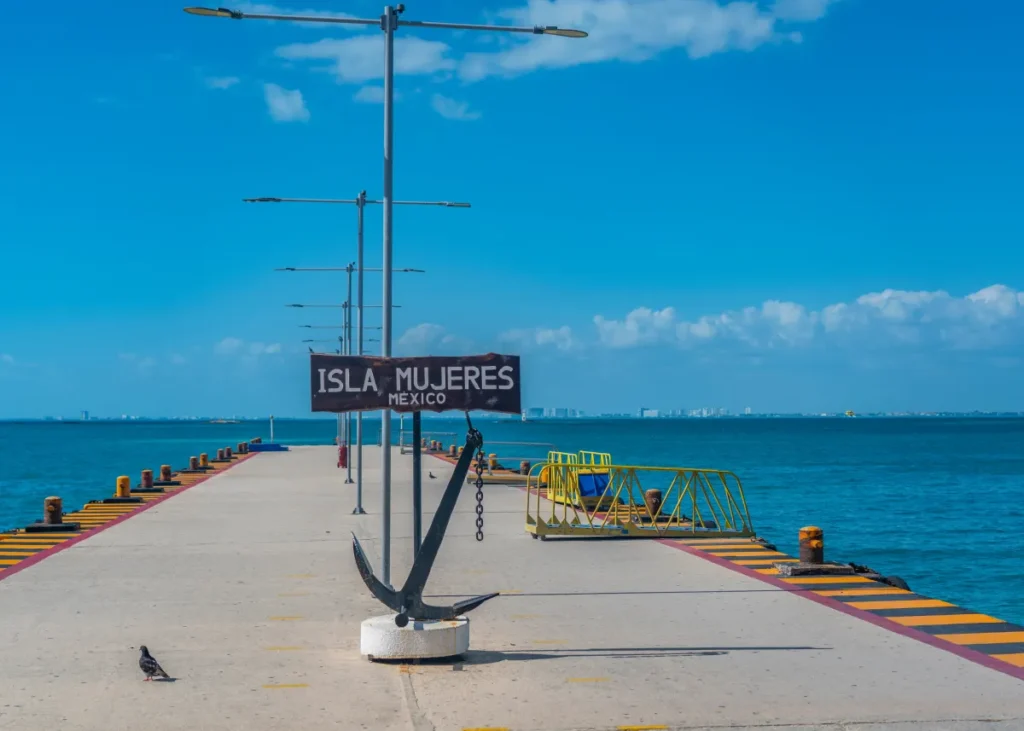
[2,446,1024,731]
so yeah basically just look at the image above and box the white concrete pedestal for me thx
[360,614,470,661]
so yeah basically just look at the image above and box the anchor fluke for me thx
[352,423,499,626]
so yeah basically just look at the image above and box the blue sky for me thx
[2,0,1023,418]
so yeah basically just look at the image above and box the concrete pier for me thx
[2,446,1024,731]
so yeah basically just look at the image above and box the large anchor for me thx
[352,416,499,627]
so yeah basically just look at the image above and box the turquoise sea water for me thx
[1,417,1022,625]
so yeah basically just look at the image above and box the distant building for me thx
[81,410,89,421]
[744,407,752,415]
[553,408,569,418]
[639,408,659,418]
[526,407,544,419]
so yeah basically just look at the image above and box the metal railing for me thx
[526,461,755,540]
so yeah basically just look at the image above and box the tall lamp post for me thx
[279,266,422,515]
[185,4,587,588]
[289,301,398,484]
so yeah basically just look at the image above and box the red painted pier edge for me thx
[659,538,1024,683]
[0,453,257,584]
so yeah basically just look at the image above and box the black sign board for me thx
[310,353,521,414]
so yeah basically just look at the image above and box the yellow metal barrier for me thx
[541,451,579,505]
[578,451,611,467]
[525,462,755,540]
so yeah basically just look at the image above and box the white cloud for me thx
[234,2,358,27]
[0,354,13,365]
[771,0,840,22]
[249,342,283,355]
[215,337,244,354]
[275,36,456,84]
[353,85,386,103]
[263,83,310,122]
[216,337,282,356]
[594,307,677,347]
[397,323,472,354]
[458,0,836,82]
[205,76,240,90]
[594,284,1024,352]
[117,352,157,370]
[500,326,576,352]
[171,354,188,365]
[431,94,482,121]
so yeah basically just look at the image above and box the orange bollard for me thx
[799,526,824,564]
[160,465,172,481]
[44,496,63,525]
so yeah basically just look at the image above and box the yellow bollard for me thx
[488,453,498,470]
[115,476,131,498]
[44,496,63,525]
[799,526,824,564]
[199,453,209,468]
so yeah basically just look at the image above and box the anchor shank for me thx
[400,428,483,599]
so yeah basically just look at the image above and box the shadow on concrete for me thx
[373,644,827,669]
[425,588,782,598]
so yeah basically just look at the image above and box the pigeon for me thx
[428,472,436,479]
[139,645,170,681]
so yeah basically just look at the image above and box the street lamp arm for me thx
[184,7,378,27]
[245,197,359,204]
[246,196,468,208]
[398,18,587,38]
[364,200,471,208]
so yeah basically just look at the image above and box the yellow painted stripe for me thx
[566,677,609,683]
[689,543,767,550]
[936,631,1024,645]
[755,568,779,575]
[850,599,952,610]
[890,614,1004,627]
[262,683,309,689]
[993,653,1024,667]
[708,551,788,558]
[0,542,69,548]
[0,559,23,566]
[269,616,304,621]
[733,558,798,565]
[815,588,910,597]
[783,576,874,584]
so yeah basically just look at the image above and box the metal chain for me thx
[474,446,485,541]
